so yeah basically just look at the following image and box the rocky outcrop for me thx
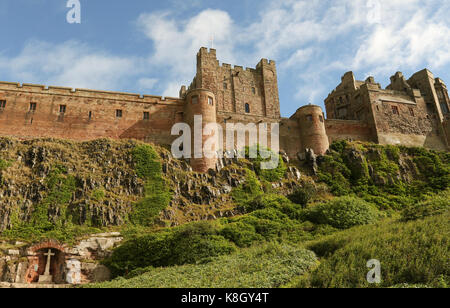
[0,137,306,230]
[0,138,144,231]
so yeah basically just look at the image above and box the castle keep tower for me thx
[188,48,281,119]
[183,88,218,172]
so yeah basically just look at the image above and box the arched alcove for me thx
[26,241,67,284]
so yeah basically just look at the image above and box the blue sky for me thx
[1,0,449,117]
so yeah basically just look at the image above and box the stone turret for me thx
[295,105,329,155]
[183,88,218,172]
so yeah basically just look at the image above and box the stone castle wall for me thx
[0,82,183,146]
[324,70,450,151]
[0,48,448,173]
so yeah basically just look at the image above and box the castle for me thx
[0,47,449,172]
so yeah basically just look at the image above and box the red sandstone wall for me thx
[184,89,218,172]
[0,82,183,146]
[217,111,280,152]
[279,118,302,158]
[294,105,329,155]
[443,115,450,147]
[192,48,280,119]
[325,119,374,144]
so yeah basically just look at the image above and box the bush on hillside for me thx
[305,196,379,229]
[303,212,449,288]
[245,194,302,219]
[401,189,450,221]
[87,243,318,288]
[105,221,236,277]
[220,207,313,247]
[243,145,287,182]
[232,170,263,207]
[288,182,317,208]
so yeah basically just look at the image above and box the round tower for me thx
[183,89,218,172]
[297,105,329,155]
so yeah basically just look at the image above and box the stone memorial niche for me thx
[26,244,66,284]
[1,235,121,286]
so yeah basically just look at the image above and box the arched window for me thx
[245,103,250,113]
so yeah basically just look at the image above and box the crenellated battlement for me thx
[0,81,183,104]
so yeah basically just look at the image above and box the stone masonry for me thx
[0,233,122,287]
[0,47,448,172]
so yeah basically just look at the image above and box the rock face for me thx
[0,137,308,230]
[0,138,143,231]
[316,143,433,192]
[305,148,318,175]
[0,233,122,286]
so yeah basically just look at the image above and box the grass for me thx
[302,211,449,288]
[85,243,318,288]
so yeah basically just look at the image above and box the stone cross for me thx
[43,249,55,276]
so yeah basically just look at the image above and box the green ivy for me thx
[231,169,263,208]
[129,144,172,226]
[243,145,287,182]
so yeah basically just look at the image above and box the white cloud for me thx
[138,78,158,91]
[131,1,450,108]
[281,48,314,69]
[0,40,139,91]
[137,9,236,92]
[352,2,450,74]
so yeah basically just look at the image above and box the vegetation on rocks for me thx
[87,243,318,288]
[317,140,450,211]
[0,137,448,288]
[129,144,172,226]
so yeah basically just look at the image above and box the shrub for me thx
[231,170,263,207]
[288,183,317,208]
[401,189,450,221]
[87,243,318,288]
[105,221,236,277]
[305,212,450,288]
[245,194,301,217]
[90,188,105,202]
[219,202,313,248]
[219,221,264,248]
[305,196,379,229]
